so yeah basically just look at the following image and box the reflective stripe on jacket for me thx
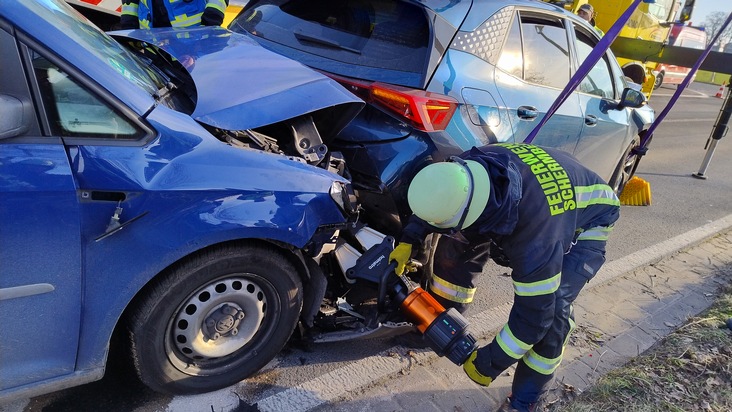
[458,143,619,372]
[138,0,207,28]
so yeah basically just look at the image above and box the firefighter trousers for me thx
[429,235,607,411]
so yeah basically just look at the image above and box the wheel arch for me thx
[76,186,347,373]
[105,238,312,376]
[133,238,307,297]
[124,238,309,320]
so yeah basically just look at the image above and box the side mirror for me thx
[679,0,695,23]
[618,87,646,109]
[0,94,30,139]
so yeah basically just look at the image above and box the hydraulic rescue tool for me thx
[345,235,477,365]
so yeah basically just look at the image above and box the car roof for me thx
[418,0,473,28]
[419,0,572,24]
[434,0,596,37]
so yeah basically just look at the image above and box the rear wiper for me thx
[294,31,361,54]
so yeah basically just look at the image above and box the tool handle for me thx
[377,261,398,312]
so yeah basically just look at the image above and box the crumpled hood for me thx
[113,27,363,132]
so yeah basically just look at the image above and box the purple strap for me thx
[523,0,646,144]
[640,12,732,148]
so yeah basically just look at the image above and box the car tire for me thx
[127,243,303,394]
[653,72,664,90]
[609,138,645,195]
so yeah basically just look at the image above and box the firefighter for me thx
[120,0,229,30]
[389,143,620,411]
[576,3,605,37]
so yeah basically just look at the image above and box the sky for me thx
[687,0,732,25]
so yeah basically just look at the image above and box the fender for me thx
[630,104,655,134]
[75,189,344,370]
[67,107,349,370]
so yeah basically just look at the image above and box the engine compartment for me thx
[211,116,421,343]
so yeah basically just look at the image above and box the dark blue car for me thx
[0,0,364,400]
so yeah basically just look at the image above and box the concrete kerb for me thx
[592,213,732,288]
[252,213,732,412]
[543,226,732,405]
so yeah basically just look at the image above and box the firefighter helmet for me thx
[407,159,490,229]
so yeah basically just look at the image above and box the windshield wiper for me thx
[294,31,361,54]
[154,81,178,101]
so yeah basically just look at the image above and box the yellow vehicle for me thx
[545,0,694,98]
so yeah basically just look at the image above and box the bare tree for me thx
[701,11,732,48]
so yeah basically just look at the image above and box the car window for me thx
[647,0,675,21]
[678,38,705,49]
[32,51,144,140]
[519,14,571,89]
[497,13,523,79]
[607,50,629,93]
[574,28,615,99]
[25,0,166,96]
[230,0,429,85]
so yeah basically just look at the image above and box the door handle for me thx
[81,190,126,202]
[584,115,598,126]
[517,106,538,120]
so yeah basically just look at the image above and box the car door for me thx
[571,24,633,183]
[0,27,83,391]
[493,10,584,153]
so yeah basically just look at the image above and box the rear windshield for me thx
[230,0,430,87]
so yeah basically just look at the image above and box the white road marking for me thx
[661,118,718,123]
[653,88,710,98]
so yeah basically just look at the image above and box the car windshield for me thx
[230,0,430,87]
[29,0,168,96]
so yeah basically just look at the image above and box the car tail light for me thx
[326,74,458,132]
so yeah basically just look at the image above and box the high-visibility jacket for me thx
[402,143,620,373]
[121,0,228,29]
[467,143,619,374]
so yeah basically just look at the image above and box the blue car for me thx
[230,0,654,234]
[0,0,364,400]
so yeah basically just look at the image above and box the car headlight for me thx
[330,181,359,215]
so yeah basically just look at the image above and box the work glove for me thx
[489,240,511,268]
[389,242,413,275]
[201,8,225,26]
[463,350,493,387]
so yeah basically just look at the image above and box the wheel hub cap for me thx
[204,304,245,340]
[170,277,267,361]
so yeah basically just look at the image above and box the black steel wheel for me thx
[127,243,302,394]
[609,139,643,195]
[653,72,664,90]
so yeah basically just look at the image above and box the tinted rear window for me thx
[230,0,430,86]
